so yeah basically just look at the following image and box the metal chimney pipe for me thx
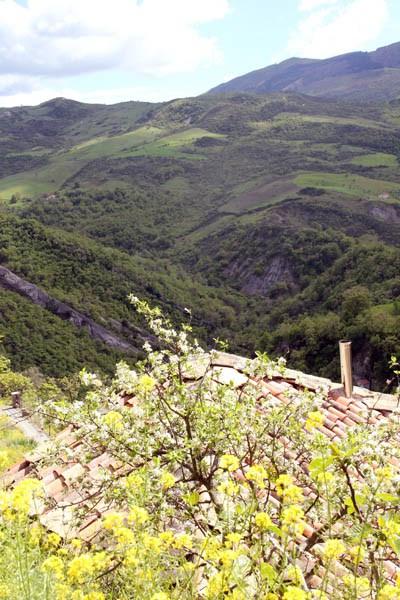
[339,340,353,399]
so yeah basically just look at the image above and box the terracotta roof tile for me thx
[2,352,399,586]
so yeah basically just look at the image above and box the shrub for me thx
[1,299,400,599]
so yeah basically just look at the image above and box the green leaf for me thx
[309,456,334,477]
[260,562,277,583]
[390,537,400,557]
[183,491,200,507]
[376,493,400,504]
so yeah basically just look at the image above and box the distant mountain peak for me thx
[40,97,83,106]
[208,40,400,102]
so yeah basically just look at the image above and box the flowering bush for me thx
[0,298,400,599]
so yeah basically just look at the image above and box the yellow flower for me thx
[41,555,65,580]
[276,473,294,491]
[138,374,156,393]
[124,547,139,567]
[225,532,242,547]
[46,532,62,548]
[282,506,305,535]
[103,512,124,531]
[283,586,307,600]
[67,554,95,583]
[173,533,193,550]
[379,517,400,540]
[226,590,246,600]
[281,484,304,505]
[245,464,268,488]
[254,512,273,530]
[159,530,174,546]
[160,471,176,490]
[125,472,143,490]
[102,410,123,432]
[322,539,346,560]
[376,466,395,481]
[128,505,149,526]
[286,565,302,585]
[220,454,240,472]
[0,584,9,600]
[114,526,135,546]
[202,537,222,560]
[282,505,304,525]
[305,410,324,431]
[206,572,228,597]
[219,548,240,566]
[379,584,400,600]
[218,480,239,496]
[9,478,42,515]
[84,593,105,600]
[71,538,83,551]
[343,575,370,594]
[91,551,109,571]
[0,451,8,473]
[29,523,43,547]
[150,593,170,600]
[55,583,70,600]
[143,534,163,553]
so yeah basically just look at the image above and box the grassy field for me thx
[0,414,35,472]
[70,125,162,159]
[0,127,224,200]
[250,113,391,132]
[350,152,398,167]
[119,128,224,159]
[220,177,299,214]
[294,171,400,198]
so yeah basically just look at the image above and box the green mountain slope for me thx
[0,91,399,388]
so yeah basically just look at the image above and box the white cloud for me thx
[0,80,203,107]
[289,0,389,58]
[299,0,338,11]
[0,0,229,88]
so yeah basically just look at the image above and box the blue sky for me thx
[0,0,399,106]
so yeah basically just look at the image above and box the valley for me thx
[0,87,399,388]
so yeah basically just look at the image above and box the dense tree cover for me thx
[188,205,400,389]
[0,288,124,376]
[0,211,259,376]
[2,194,400,386]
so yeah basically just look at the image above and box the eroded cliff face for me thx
[0,265,135,352]
[224,255,294,296]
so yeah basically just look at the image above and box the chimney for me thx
[11,390,22,409]
[339,340,353,399]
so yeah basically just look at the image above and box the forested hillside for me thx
[1,90,400,388]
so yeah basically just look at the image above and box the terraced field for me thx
[294,172,400,198]
[0,126,224,200]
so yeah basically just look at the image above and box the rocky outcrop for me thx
[368,203,400,224]
[0,265,135,352]
[224,256,294,296]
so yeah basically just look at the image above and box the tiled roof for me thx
[2,352,400,584]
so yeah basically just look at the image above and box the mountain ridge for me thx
[208,41,400,101]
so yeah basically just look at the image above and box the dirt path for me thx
[1,407,49,444]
